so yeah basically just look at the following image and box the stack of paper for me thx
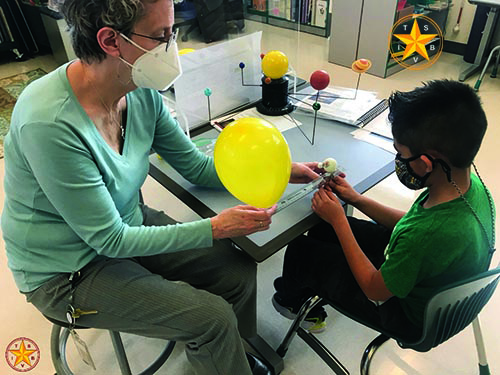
[293,86,384,127]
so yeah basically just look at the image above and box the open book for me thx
[293,86,388,128]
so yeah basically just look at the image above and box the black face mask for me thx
[395,153,452,190]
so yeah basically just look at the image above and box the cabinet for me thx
[329,0,451,78]
[245,0,331,37]
[0,0,38,59]
[39,8,76,65]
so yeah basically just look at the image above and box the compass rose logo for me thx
[389,15,444,70]
[5,337,41,372]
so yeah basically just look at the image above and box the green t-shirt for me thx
[380,174,494,326]
[2,63,224,293]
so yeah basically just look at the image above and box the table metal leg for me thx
[459,7,499,82]
[246,335,285,375]
[459,62,481,82]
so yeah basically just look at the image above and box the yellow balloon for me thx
[262,51,289,79]
[214,117,291,208]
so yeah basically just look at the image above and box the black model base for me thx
[256,101,295,116]
[256,75,295,116]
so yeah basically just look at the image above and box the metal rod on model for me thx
[240,65,262,87]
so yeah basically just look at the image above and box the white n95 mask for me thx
[119,33,182,91]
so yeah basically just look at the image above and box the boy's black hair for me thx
[388,80,487,168]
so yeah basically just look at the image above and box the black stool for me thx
[44,315,176,375]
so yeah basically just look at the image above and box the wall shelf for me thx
[245,0,331,37]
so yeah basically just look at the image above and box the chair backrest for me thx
[401,266,500,352]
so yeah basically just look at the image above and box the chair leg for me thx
[181,21,199,42]
[50,324,73,375]
[276,295,349,374]
[50,325,174,375]
[360,334,390,375]
[472,318,491,375]
[109,331,176,375]
[138,340,176,375]
[109,331,133,375]
[50,325,73,375]
[474,45,500,91]
[296,328,349,375]
[276,295,323,357]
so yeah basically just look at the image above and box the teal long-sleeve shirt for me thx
[2,63,224,292]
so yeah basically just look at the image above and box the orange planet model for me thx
[351,58,372,73]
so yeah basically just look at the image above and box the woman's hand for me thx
[211,205,277,239]
[289,162,321,184]
[326,175,362,206]
[311,186,345,225]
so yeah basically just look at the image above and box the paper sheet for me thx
[351,129,396,154]
[173,32,262,130]
[362,108,392,139]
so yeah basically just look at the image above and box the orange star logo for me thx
[9,339,36,367]
[393,19,438,61]
[5,337,41,372]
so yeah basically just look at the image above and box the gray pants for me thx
[26,205,256,375]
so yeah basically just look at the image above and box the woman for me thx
[1,0,320,373]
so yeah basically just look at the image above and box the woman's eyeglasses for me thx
[130,28,178,51]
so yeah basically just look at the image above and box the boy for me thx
[273,80,495,336]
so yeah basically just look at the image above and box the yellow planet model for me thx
[262,51,289,79]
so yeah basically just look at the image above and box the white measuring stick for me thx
[276,168,343,213]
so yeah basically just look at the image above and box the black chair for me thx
[174,0,244,44]
[276,266,500,375]
[44,314,176,375]
[174,0,199,43]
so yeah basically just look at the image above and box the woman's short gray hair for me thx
[60,0,156,63]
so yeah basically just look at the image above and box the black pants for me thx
[281,217,420,340]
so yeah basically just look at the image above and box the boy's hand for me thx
[311,186,345,224]
[326,175,362,206]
